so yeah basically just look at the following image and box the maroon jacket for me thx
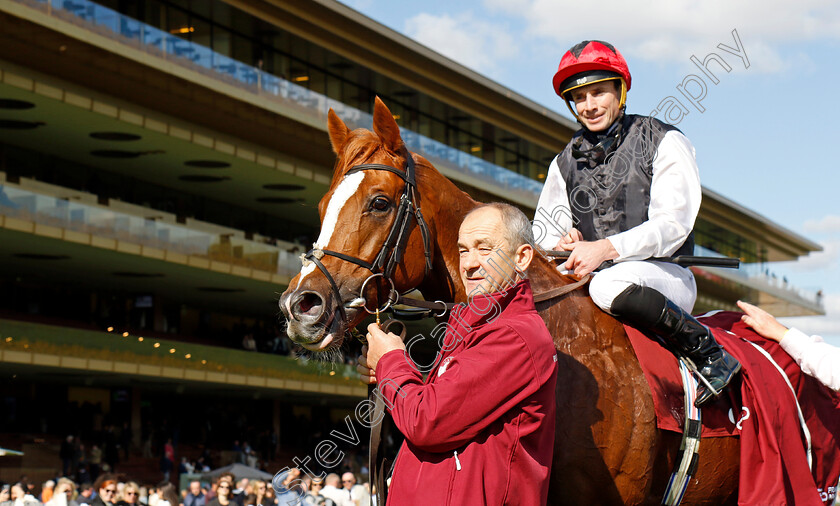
[376,280,557,505]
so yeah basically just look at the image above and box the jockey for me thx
[533,40,741,406]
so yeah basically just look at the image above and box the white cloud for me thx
[481,0,840,72]
[804,214,840,234]
[785,239,840,272]
[404,12,518,76]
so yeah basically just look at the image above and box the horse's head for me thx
[280,98,444,355]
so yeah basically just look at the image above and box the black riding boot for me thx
[611,284,742,407]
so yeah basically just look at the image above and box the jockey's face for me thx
[570,80,621,132]
[458,207,532,299]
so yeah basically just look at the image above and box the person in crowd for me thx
[301,476,334,506]
[240,444,252,466]
[60,437,76,478]
[89,446,102,482]
[91,480,117,506]
[230,479,248,506]
[245,451,257,470]
[214,476,237,506]
[533,40,740,406]
[245,481,268,506]
[1,485,11,506]
[77,484,94,505]
[5,483,40,506]
[41,481,55,503]
[315,475,350,506]
[261,483,273,506]
[228,481,243,506]
[137,486,150,506]
[119,423,132,461]
[242,333,257,352]
[340,474,366,506]
[182,482,204,506]
[75,445,90,486]
[738,300,840,391]
[206,479,231,506]
[115,482,139,506]
[177,459,193,476]
[270,469,311,506]
[339,474,354,504]
[154,484,178,506]
[194,458,210,474]
[159,440,174,482]
[359,203,558,504]
[47,478,79,506]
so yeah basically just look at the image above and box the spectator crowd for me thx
[0,471,371,506]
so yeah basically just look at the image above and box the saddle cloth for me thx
[624,311,840,505]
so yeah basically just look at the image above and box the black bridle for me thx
[301,153,434,323]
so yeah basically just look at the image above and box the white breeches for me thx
[589,260,697,314]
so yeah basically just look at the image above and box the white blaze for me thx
[295,171,365,289]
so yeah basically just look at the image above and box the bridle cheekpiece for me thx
[302,152,434,324]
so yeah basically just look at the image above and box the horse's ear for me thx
[372,96,403,152]
[327,108,350,155]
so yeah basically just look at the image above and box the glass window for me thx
[213,26,232,57]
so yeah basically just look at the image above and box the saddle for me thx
[626,311,840,504]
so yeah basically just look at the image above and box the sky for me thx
[339,0,840,346]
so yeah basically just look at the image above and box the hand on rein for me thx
[561,238,619,276]
[357,321,406,384]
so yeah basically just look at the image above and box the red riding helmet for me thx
[552,40,631,116]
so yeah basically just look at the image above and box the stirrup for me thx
[679,356,719,397]
[678,354,740,407]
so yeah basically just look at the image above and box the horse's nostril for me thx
[294,291,324,317]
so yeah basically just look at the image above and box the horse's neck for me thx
[415,166,476,304]
[527,255,626,351]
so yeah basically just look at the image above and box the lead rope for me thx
[368,319,406,506]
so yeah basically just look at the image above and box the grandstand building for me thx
[0,0,822,483]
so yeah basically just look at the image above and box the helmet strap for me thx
[564,77,628,129]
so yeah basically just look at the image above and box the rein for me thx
[393,274,592,315]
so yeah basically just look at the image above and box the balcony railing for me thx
[0,317,360,387]
[0,182,303,278]
[694,245,823,309]
[10,0,544,205]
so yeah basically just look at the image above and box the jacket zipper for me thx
[446,450,461,503]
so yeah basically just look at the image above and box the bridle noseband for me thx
[301,153,434,323]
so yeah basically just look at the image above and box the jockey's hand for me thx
[554,228,584,249]
[562,238,619,276]
[737,300,788,342]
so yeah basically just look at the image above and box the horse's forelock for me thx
[333,129,404,180]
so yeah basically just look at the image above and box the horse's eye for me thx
[371,197,390,211]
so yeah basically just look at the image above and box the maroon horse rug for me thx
[625,311,840,505]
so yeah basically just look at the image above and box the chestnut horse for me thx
[279,98,740,504]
